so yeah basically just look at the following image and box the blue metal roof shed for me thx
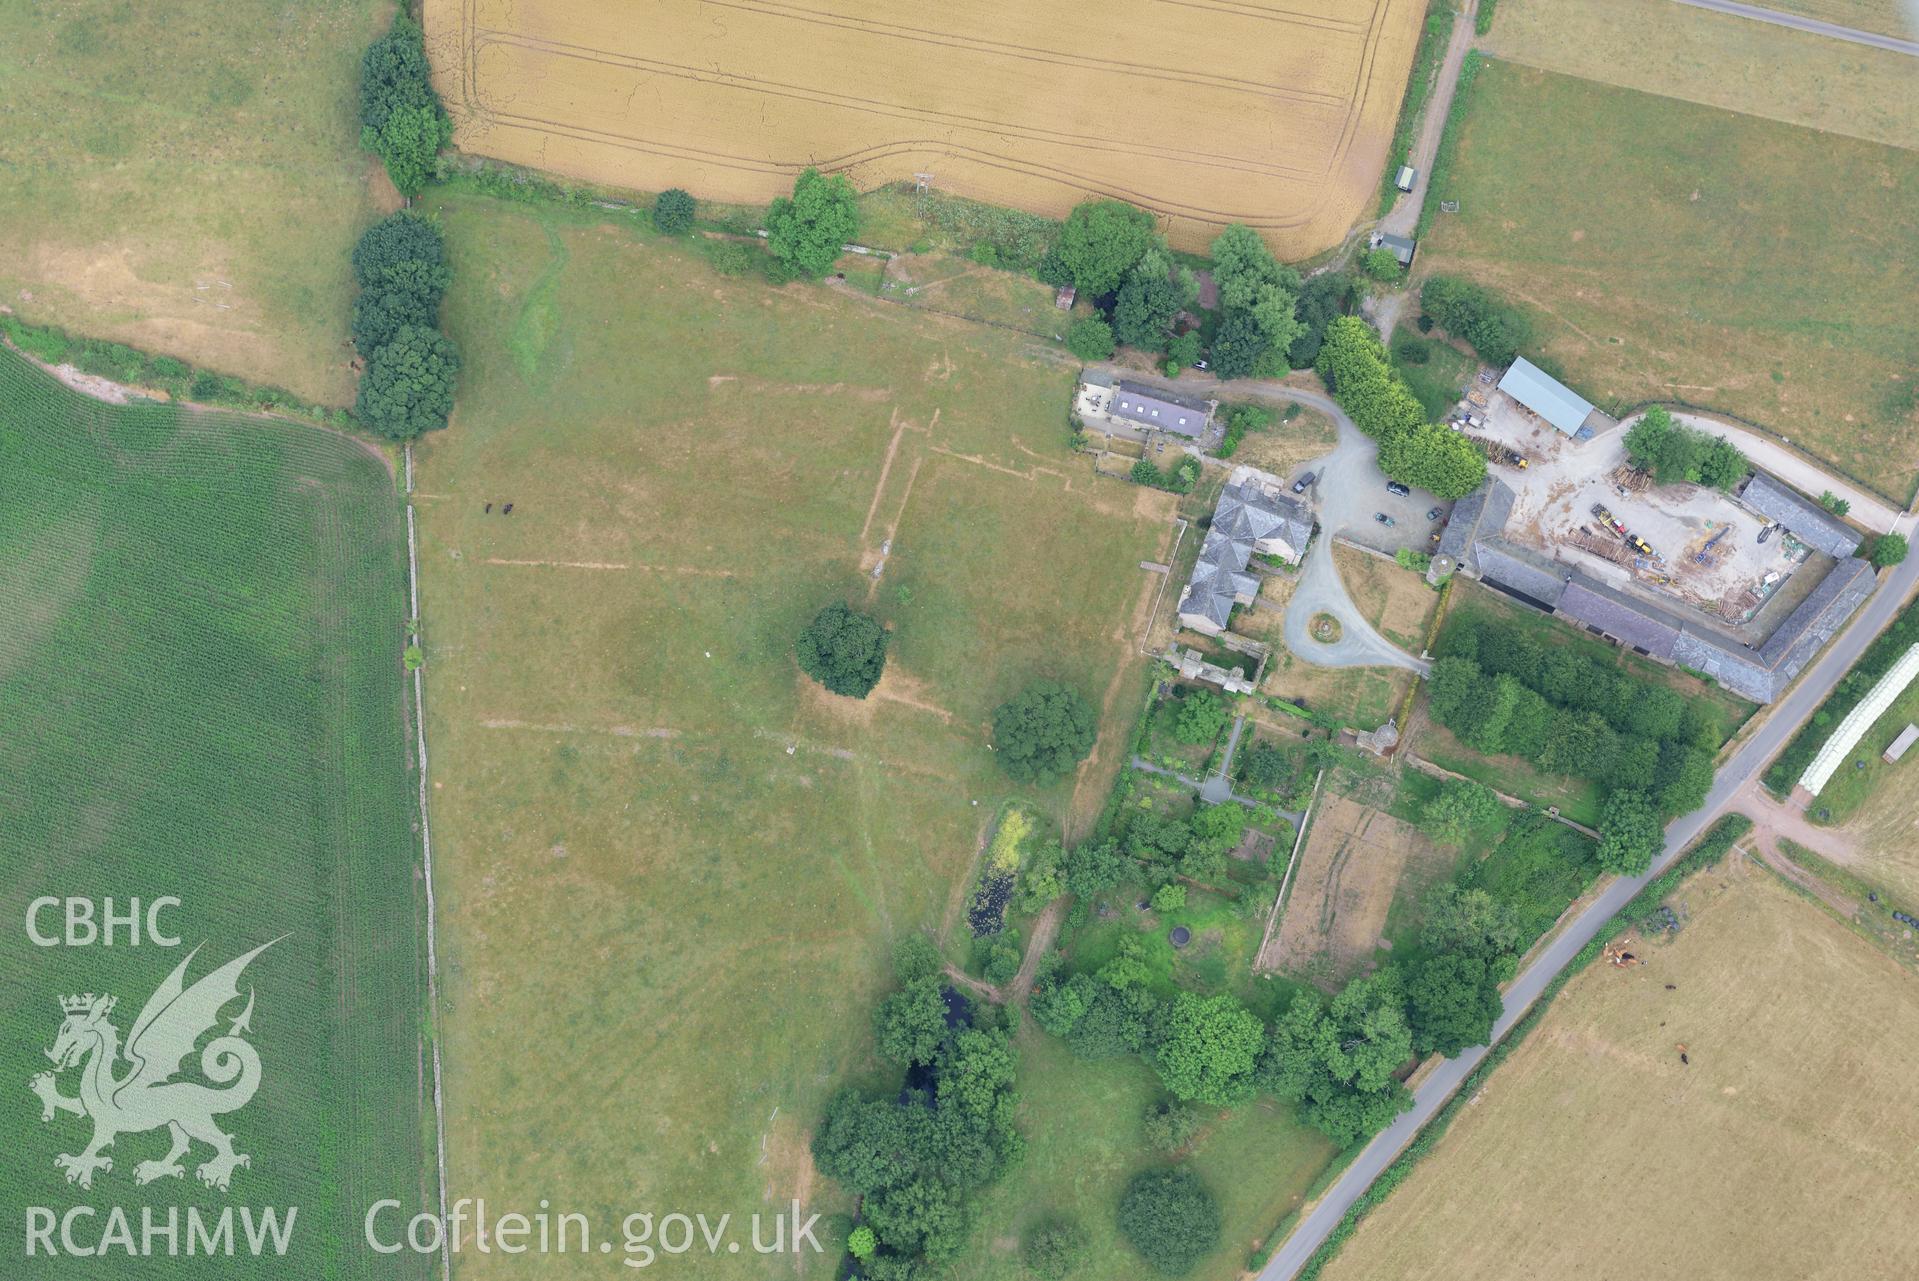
[1497,358,1595,435]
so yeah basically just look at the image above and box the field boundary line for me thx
[405,450,453,1281]
[1257,766,1326,968]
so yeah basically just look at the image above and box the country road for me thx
[1672,0,1919,56]
[1260,550,1919,1280]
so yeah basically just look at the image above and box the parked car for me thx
[1193,358,1210,371]
[1386,481,1411,497]
[1374,513,1396,526]
[1427,507,1443,521]
[1291,471,1316,494]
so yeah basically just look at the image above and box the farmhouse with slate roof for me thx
[1176,467,1314,636]
[1111,380,1215,438]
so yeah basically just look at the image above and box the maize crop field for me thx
[0,345,435,1278]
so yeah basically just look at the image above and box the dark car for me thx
[1427,507,1443,521]
[1374,513,1395,526]
[1292,471,1316,494]
[1386,481,1411,497]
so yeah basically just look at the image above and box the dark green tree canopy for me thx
[1154,992,1265,1106]
[1870,533,1908,568]
[1065,316,1116,362]
[1597,789,1663,875]
[795,602,889,698]
[1116,1168,1221,1277]
[1056,200,1158,298]
[874,977,951,1066]
[358,15,436,132]
[352,213,448,291]
[991,681,1098,784]
[1406,952,1501,1056]
[350,285,436,358]
[1622,407,1748,490]
[358,17,449,196]
[653,188,696,235]
[356,325,459,440]
[766,168,860,280]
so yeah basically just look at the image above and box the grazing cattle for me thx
[484,502,492,513]
[503,503,514,514]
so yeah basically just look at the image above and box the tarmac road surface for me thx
[1672,0,1919,56]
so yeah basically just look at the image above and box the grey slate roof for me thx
[1555,573,1686,661]
[1755,555,1876,674]
[1178,476,1312,630]
[1670,556,1876,702]
[1435,477,1517,569]
[1113,380,1212,437]
[1473,538,1568,609]
[1376,233,1417,265]
[1739,473,1862,558]
[1214,478,1313,555]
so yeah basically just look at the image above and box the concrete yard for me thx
[1470,398,1821,634]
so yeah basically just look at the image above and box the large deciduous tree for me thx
[991,681,1098,784]
[795,602,889,698]
[1116,1168,1221,1277]
[356,325,460,439]
[1154,992,1265,1106]
[1406,952,1502,1056]
[358,17,451,196]
[1055,200,1159,298]
[1597,788,1663,875]
[766,168,861,280]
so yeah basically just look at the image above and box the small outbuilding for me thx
[1395,165,1417,192]
[1372,232,1417,267]
[1886,724,1919,764]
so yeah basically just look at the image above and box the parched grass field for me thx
[1420,60,1919,502]
[1266,794,1446,983]
[0,348,431,1276]
[409,191,1289,1275]
[1317,863,1919,1281]
[422,0,1427,256]
[0,0,394,405]
[1484,0,1919,150]
[1331,545,1442,652]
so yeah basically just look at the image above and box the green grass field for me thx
[0,347,431,1277]
[947,1031,1335,1281]
[406,191,1283,1276]
[1420,60,1919,502]
[1389,327,1476,420]
[0,0,392,406]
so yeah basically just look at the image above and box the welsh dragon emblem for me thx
[29,940,278,1192]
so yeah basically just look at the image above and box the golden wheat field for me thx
[423,0,1425,255]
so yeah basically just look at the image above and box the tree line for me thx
[352,17,459,440]
[1428,614,1723,873]
[1317,316,1487,499]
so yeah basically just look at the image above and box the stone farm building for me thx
[1177,467,1313,635]
[1110,380,1215,438]
[1433,475,1875,703]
